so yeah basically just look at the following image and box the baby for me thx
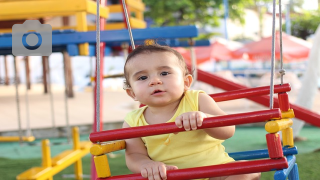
[122,44,260,180]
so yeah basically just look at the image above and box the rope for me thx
[96,0,101,133]
[121,0,135,50]
[14,57,23,144]
[278,0,285,85]
[269,0,277,109]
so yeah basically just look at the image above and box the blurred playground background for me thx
[1,0,320,179]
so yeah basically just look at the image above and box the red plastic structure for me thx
[210,84,291,102]
[196,68,320,128]
[278,92,290,111]
[97,158,288,180]
[266,133,284,159]
[90,109,281,143]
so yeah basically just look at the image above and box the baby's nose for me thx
[149,77,162,86]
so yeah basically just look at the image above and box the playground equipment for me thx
[0,0,109,56]
[16,127,92,180]
[89,84,299,179]
[87,0,302,179]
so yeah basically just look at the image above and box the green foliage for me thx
[143,0,255,27]
[283,10,320,40]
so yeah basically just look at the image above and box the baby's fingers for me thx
[158,164,167,180]
[189,113,198,130]
[141,168,148,178]
[196,112,206,127]
[175,116,183,128]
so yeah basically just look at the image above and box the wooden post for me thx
[42,56,48,94]
[4,55,9,85]
[39,18,48,94]
[63,51,74,98]
[62,16,74,98]
[25,56,31,90]
[14,56,21,84]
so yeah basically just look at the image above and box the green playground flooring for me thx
[1,126,319,180]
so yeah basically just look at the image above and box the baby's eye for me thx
[138,76,148,80]
[160,72,169,76]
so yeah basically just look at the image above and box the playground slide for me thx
[196,69,320,128]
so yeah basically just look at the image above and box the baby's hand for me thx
[175,111,207,131]
[140,161,178,180]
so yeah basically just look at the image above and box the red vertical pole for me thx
[266,133,283,159]
[278,92,290,111]
[92,0,107,179]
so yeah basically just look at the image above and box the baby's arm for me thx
[123,122,178,180]
[175,93,235,140]
[198,93,235,140]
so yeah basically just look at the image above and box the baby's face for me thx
[125,52,191,106]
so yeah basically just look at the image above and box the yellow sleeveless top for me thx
[125,90,234,179]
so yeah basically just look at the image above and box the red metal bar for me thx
[197,68,320,128]
[210,84,291,102]
[90,109,281,143]
[278,92,290,111]
[266,133,283,159]
[97,158,288,180]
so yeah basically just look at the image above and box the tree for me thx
[143,0,254,28]
[283,10,320,40]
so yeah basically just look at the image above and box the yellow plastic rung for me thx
[16,167,52,180]
[94,155,111,178]
[0,136,35,142]
[265,119,293,133]
[91,140,126,156]
[282,127,294,147]
[281,109,295,119]
[126,0,145,11]
[0,0,109,20]
[51,150,79,166]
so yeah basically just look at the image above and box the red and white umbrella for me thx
[232,32,311,62]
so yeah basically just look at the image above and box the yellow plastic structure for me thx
[94,154,111,178]
[265,109,295,148]
[106,0,146,30]
[90,140,126,178]
[282,127,294,147]
[265,119,293,133]
[0,0,109,56]
[281,109,295,119]
[16,127,92,180]
[91,140,126,156]
[0,136,35,142]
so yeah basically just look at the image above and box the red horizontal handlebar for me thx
[97,157,288,180]
[210,83,291,102]
[90,109,281,143]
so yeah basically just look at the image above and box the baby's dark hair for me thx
[123,43,190,88]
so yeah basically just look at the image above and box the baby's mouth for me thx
[152,90,163,95]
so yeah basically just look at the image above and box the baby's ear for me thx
[126,88,138,101]
[184,74,193,90]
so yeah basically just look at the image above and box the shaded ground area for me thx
[0,126,319,179]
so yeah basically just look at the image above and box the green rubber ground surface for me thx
[1,126,319,180]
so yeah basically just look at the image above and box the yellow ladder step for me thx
[51,150,79,166]
[16,167,52,180]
